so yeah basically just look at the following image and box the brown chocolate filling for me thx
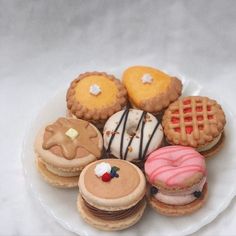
[83,197,145,221]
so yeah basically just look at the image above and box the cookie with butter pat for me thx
[34,117,103,188]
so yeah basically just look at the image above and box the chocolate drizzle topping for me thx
[83,197,145,221]
[106,108,161,160]
[106,109,129,156]
[124,111,146,160]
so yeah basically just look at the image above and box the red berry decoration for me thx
[102,172,112,182]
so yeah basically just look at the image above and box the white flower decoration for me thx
[89,84,101,96]
[94,162,111,177]
[141,74,153,84]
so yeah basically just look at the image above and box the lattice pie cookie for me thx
[162,96,226,157]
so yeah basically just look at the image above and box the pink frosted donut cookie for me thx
[144,146,208,216]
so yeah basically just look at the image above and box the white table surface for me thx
[1,1,236,235]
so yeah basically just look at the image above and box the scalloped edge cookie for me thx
[162,96,226,149]
[66,72,127,123]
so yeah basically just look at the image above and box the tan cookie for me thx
[34,117,103,188]
[77,159,146,231]
[162,96,226,157]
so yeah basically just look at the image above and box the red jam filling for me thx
[208,115,214,120]
[183,108,192,113]
[197,115,203,121]
[174,127,181,133]
[185,126,193,134]
[171,117,180,124]
[196,106,203,112]
[198,125,204,130]
[184,117,192,122]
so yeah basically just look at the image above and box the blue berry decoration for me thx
[110,166,120,178]
[193,191,202,198]
[150,186,158,195]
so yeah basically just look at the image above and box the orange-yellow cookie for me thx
[162,96,226,157]
[34,117,103,188]
[122,66,182,114]
[66,72,127,128]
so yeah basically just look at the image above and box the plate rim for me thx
[21,79,236,236]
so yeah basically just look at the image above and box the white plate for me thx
[22,79,236,236]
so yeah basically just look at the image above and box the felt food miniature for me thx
[77,159,146,231]
[162,96,226,157]
[145,146,208,216]
[66,72,127,129]
[122,66,182,114]
[34,117,103,187]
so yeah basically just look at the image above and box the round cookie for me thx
[162,96,226,157]
[103,109,163,165]
[66,72,127,129]
[122,66,182,114]
[77,159,146,231]
[34,117,103,188]
[144,146,208,216]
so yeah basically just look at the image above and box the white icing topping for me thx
[89,84,101,95]
[141,74,153,84]
[65,128,79,140]
[94,162,111,177]
[154,177,206,205]
[197,133,222,152]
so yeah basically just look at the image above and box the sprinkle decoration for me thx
[95,162,120,182]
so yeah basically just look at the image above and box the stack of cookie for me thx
[34,65,226,231]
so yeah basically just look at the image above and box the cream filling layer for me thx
[45,163,80,177]
[154,178,206,205]
[197,133,222,152]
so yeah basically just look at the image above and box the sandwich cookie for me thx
[103,109,163,166]
[122,66,182,115]
[77,159,146,231]
[145,146,208,216]
[66,72,127,129]
[162,96,226,157]
[34,117,103,187]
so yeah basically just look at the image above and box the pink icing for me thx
[144,146,206,187]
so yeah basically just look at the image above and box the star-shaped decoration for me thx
[141,74,153,84]
[43,118,101,160]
